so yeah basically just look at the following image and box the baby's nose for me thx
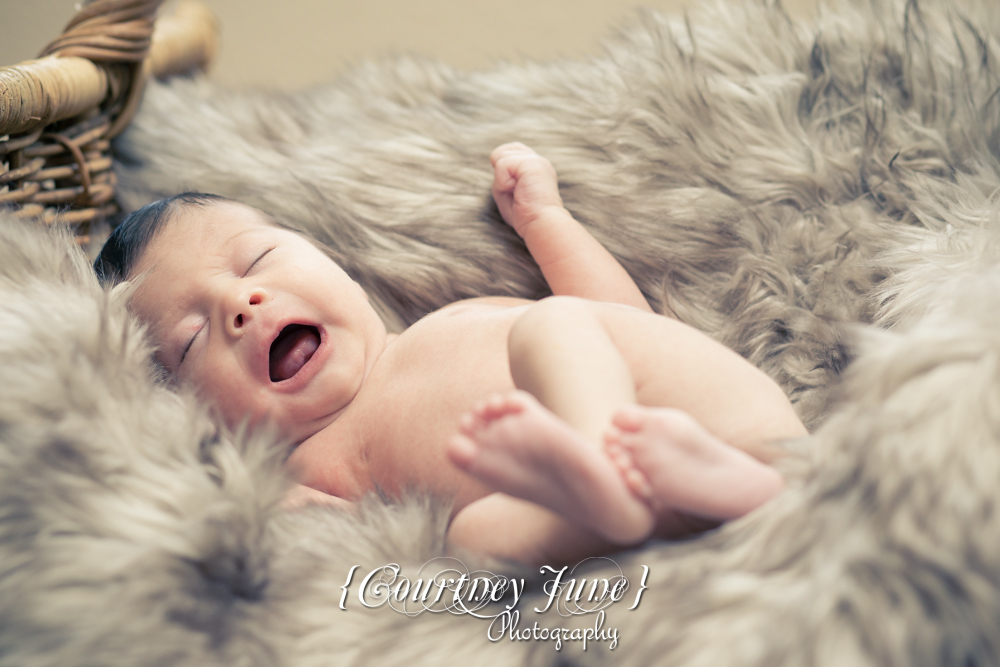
[225,289,266,337]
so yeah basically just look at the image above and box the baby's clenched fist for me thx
[490,142,565,237]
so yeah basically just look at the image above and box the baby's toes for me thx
[504,389,537,410]
[459,409,492,437]
[447,434,481,468]
[495,390,537,418]
[458,412,476,435]
[611,404,647,433]
[471,397,491,419]
[481,396,502,419]
[605,440,653,502]
[623,468,654,502]
[474,394,506,421]
[606,424,651,470]
[604,440,631,472]
[476,393,518,421]
[609,421,649,457]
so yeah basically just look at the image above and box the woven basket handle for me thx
[0,0,218,138]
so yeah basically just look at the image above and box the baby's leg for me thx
[605,406,785,521]
[450,297,658,544]
[451,389,655,544]
[449,297,802,542]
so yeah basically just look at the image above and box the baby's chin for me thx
[204,398,325,448]
[273,406,347,448]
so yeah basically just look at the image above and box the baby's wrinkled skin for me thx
[129,144,803,564]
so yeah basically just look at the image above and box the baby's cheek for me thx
[193,371,260,428]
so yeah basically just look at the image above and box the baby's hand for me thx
[491,142,565,237]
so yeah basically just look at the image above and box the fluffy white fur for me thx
[3,0,1000,663]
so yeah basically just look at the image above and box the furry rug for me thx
[4,0,1000,663]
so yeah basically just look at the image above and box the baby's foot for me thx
[605,406,785,521]
[448,391,654,545]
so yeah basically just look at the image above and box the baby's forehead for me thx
[158,202,274,251]
[131,205,267,289]
[132,204,271,305]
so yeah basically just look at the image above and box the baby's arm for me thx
[491,143,653,312]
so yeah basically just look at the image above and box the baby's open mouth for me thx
[269,324,320,382]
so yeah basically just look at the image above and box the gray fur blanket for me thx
[4,0,1000,663]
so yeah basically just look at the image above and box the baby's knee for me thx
[509,297,591,354]
[515,296,593,330]
[506,297,594,382]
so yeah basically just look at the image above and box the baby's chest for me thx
[358,301,531,495]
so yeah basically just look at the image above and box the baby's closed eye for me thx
[243,247,274,276]
[179,326,203,367]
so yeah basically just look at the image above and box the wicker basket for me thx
[0,0,218,244]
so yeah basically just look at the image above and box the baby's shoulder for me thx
[436,295,534,315]
[405,296,534,334]
[381,296,533,364]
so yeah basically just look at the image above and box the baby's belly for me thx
[310,297,533,512]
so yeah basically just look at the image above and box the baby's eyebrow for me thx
[225,226,266,247]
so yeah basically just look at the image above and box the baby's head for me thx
[95,194,388,443]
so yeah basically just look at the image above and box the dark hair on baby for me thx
[94,192,232,285]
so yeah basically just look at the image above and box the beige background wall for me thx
[2,0,815,91]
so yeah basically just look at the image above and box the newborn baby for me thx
[95,143,806,564]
